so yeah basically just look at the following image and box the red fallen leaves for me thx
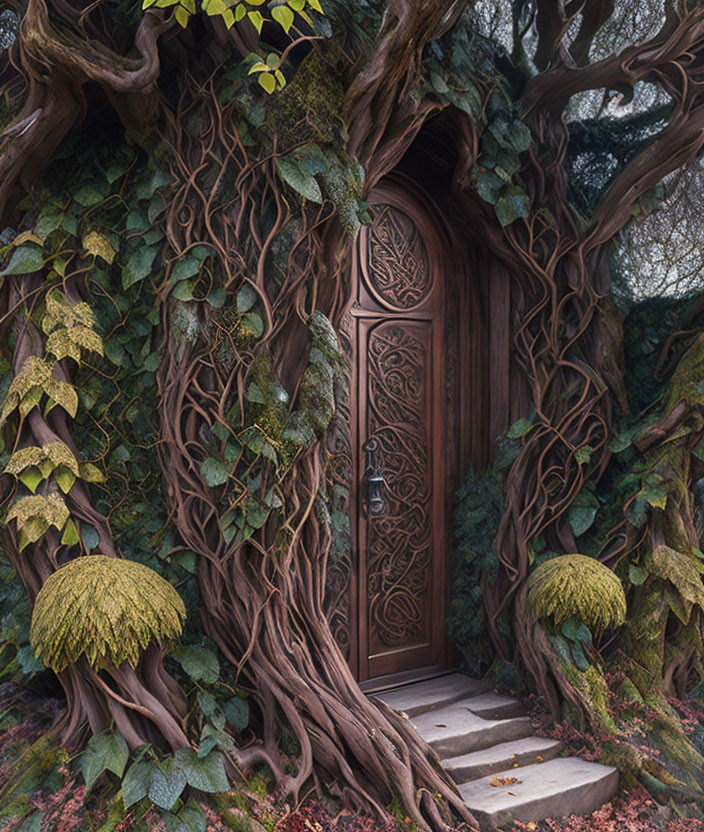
[277,806,398,832]
[507,786,704,832]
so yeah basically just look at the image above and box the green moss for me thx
[665,333,704,410]
[616,676,644,705]
[561,663,618,734]
[269,50,345,147]
[527,554,627,629]
[246,772,272,799]
[221,809,255,832]
[599,739,641,787]
[0,737,63,815]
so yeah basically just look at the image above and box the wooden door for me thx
[351,185,449,684]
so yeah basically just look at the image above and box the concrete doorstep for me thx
[371,672,619,832]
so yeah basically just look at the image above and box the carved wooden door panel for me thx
[352,190,448,683]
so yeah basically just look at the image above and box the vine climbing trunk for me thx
[0,272,188,752]
[156,310,476,829]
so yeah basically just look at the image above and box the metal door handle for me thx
[362,437,386,516]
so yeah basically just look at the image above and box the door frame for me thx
[348,175,455,686]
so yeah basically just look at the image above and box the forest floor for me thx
[2,682,704,832]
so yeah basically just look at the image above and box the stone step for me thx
[411,703,534,757]
[443,735,564,782]
[458,758,620,831]
[462,691,526,720]
[372,673,488,718]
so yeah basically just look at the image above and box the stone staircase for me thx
[372,673,619,831]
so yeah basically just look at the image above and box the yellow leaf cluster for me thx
[7,492,70,528]
[648,544,704,624]
[42,291,95,331]
[82,231,116,265]
[0,356,78,423]
[527,553,627,629]
[6,492,70,550]
[42,291,103,364]
[4,446,45,474]
[4,441,100,496]
[30,555,186,672]
[6,441,80,476]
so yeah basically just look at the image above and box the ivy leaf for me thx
[148,759,187,811]
[61,517,80,546]
[629,563,649,586]
[275,157,322,203]
[506,417,532,439]
[174,748,229,793]
[247,9,263,32]
[122,245,158,289]
[245,495,270,529]
[236,285,257,312]
[198,731,230,758]
[222,696,249,731]
[0,244,44,276]
[173,550,198,573]
[568,489,599,537]
[244,312,263,338]
[122,759,155,808]
[568,504,598,537]
[74,184,106,207]
[508,120,532,152]
[258,72,276,95]
[641,477,668,510]
[170,644,220,684]
[126,210,149,233]
[79,462,104,483]
[197,690,225,730]
[179,805,207,832]
[16,645,45,674]
[172,280,196,301]
[547,634,572,664]
[55,466,76,494]
[207,287,227,308]
[245,383,266,403]
[19,467,43,494]
[170,256,200,284]
[495,187,530,227]
[35,208,63,240]
[79,730,129,792]
[104,339,126,367]
[81,523,101,551]
[569,640,590,671]
[430,71,449,93]
[200,457,231,487]
[135,168,172,200]
[271,4,294,32]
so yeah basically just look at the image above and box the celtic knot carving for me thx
[366,324,431,649]
[366,204,432,310]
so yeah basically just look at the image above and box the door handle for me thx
[362,437,386,516]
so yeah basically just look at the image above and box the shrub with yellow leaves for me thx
[30,555,186,672]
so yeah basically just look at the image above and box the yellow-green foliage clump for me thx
[527,553,626,629]
[30,555,186,672]
[648,544,704,623]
